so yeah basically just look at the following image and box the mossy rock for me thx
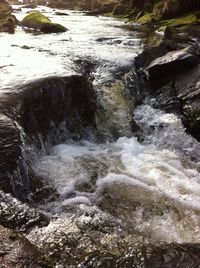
[160,13,199,27]
[153,0,180,19]
[20,11,67,33]
[136,12,157,24]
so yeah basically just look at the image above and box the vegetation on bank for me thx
[101,0,200,38]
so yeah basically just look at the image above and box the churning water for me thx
[1,5,200,266]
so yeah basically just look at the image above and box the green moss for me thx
[22,11,51,25]
[160,13,198,27]
[21,11,67,33]
[137,13,157,24]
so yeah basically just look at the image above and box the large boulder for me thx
[0,75,96,199]
[145,45,200,88]
[20,11,67,33]
[136,42,200,141]
[0,0,17,33]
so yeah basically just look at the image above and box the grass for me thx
[137,12,156,23]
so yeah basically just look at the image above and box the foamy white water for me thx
[35,104,200,243]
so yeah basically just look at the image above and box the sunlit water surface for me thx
[1,6,200,262]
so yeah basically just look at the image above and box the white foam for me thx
[35,110,200,242]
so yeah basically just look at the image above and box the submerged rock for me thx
[55,11,69,16]
[20,11,67,33]
[0,190,49,231]
[27,215,200,267]
[22,4,37,9]
[0,225,52,268]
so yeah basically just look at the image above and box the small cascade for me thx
[0,6,200,267]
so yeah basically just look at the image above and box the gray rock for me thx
[145,45,200,88]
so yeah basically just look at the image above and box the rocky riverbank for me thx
[134,28,200,141]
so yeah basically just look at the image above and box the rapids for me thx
[1,5,200,267]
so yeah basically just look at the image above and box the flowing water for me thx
[1,5,200,267]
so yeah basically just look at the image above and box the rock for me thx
[79,243,200,268]
[136,12,157,24]
[0,0,17,33]
[55,11,69,16]
[136,41,200,141]
[145,45,200,88]
[131,0,145,8]
[143,1,153,13]
[47,0,76,9]
[153,0,180,20]
[174,64,200,140]
[0,225,52,268]
[85,2,117,16]
[112,4,126,16]
[22,4,37,9]
[20,11,67,33]
[0,75,96,199]
[0,190,49,231]
[155,25,172,38]
[27,216,200,267]
[12,7,22,12]
[153,0,200,20]
[0,114,21,174]
[135,39,188,69]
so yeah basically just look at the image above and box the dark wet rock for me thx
[20,11,67,33]
[136,40,200,140]
[0,114,21,173]
[11,44,32,49]
[85,9,105,16]
[143,44,200,140]
[12,7,22,12]
[135,39,188,69]
[28,216,200,268]
[174,64,200,140]
[22,4,37,9]
[55,11,69,16]
[0,225,52,268]
[79,242,200,268]
[145,45,200,88]
[0,190,49,231]
[0,75,96,198]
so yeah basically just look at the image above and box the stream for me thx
[1,5,200,267]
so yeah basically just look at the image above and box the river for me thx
[1,5,200,267]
